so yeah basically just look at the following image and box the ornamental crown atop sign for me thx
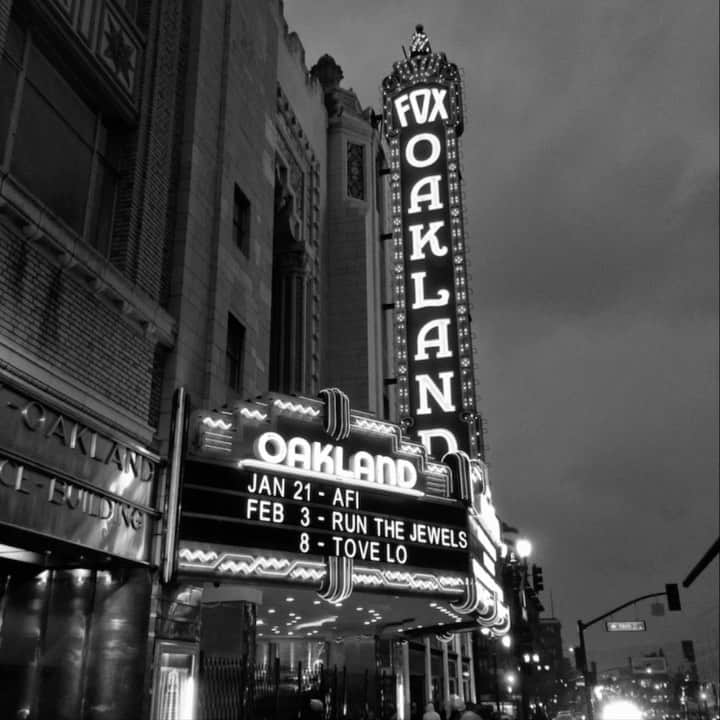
[410,24,432,57]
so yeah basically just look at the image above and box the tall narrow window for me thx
[233,184,251,256]
[347,142,365,200]
[225,314,245,393]
[0,16,120,256]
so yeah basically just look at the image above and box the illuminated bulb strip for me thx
[202,417,233,430]
[239,408,268,421]
[353,418,397,435]
[177,548,326,581]
[202,431,232,442]
[427,463,450,476]
[201,439,232,453]
[273,399,320,417]
[218,560,326,581]
[399,443,423,455]
[178,548,219,563]
[352,567,465,594]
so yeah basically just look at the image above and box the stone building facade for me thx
[0,1,395,718]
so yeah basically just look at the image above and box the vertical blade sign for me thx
[382,28,477,458]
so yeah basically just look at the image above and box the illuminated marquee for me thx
[382,27,477,459]
[171,389,509,630]
[178,393,470,575]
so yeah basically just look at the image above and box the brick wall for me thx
[0,228,156,422]
[105,0,184,306]
[0,0,181,433]
[0,0,11,55]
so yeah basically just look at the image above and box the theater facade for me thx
[1,2,509,717]
[148,25,510,720]
[153,386,509,719]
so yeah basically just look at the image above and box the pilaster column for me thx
[454,634,464,702]
[424,637,433,705]
[442,641,450,708]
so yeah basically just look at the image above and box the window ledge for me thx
[0,173,176,348]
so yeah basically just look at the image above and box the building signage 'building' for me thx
[0,377,159,563]
[382,28,478,459]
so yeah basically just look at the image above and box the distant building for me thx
[538,617,564,674]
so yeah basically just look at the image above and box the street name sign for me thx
[605,620,647,632]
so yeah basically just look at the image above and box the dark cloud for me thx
[285,0,718,673]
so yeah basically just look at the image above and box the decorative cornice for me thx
[0,175,176,348]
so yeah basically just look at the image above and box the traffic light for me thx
[532,564,544,592]
[666,583,682,611]
[681,640,696,663]
[573,645,587,672]
[588,661,598,686]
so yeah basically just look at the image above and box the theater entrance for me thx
[152,580,476,720]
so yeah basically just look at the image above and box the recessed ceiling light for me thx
[289,612,296,617]
[285,597,294,602]
[429,602,437,607]
[257,619,265,625]
[313,600,321,605]
[364,621,371,625]
[288,631,294,635]
[356,607,363,611]
[268,609,276,614]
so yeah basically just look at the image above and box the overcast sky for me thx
[284,0,719,675]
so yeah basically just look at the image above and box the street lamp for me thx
[516,538,532,559]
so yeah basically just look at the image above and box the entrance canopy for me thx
[202,580,473,640]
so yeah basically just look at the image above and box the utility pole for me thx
[577,620,594,720]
